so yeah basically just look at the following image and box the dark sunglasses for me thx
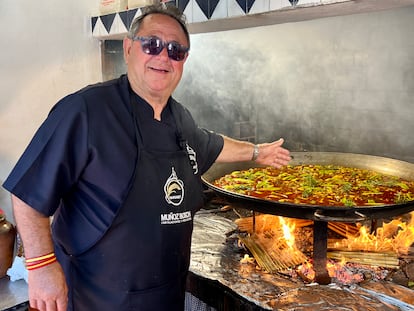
[131,36,189,61]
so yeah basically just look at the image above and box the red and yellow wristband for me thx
[25,252,57,271]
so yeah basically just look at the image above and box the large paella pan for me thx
[202,152,414,222]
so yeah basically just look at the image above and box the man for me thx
[3,4,291,311]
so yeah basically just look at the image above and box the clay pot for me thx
[0,214,16,278]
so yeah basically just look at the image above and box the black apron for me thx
[65,94,203,310]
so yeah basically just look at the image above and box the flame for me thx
[237,212,414,283]
[339,211,414,255]
[279,216,296,248]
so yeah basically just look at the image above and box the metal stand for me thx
[313,221,331,285]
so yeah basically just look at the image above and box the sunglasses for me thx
[131,36,189,61]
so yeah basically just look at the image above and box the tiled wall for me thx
[180,0,324,21]
[92,0,351,38]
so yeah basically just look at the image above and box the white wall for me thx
[0,1,102,221]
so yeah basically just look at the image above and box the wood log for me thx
[328,222,359,238]
[239,234,307,272]
[327,250,400,268]
[239,235,280,272]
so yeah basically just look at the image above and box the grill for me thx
[201,152,414,284]
[187,210,414,310]
[193,152,414,309]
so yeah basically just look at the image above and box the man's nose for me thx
[157,46,170,60]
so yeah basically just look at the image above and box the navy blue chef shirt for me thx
[3,74,224,255]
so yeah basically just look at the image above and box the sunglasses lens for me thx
[142,37,163,56]
[135,36,188,61]
[167,42,188,61]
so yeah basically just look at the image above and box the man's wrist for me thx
[251,144,259,161]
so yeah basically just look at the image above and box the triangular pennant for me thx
[235,0,246,13]
[111,13,128,34]
[235,0,255,13]
[209,0,220,18]
[195,0,220,19]
[127,8,139,27]
[210,0,227,19]
[100,13,116,34]
[92,17,109,38]
[119,11,129,30]
[247,0,256,12]
[178,0,190,14]
[91,16,98,33]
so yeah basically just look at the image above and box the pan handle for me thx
[313,210,367,222]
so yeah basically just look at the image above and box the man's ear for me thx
[123,37,132,63]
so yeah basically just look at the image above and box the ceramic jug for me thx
[0,211,16,278]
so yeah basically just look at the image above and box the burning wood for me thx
[234,212,414,287]
[236,215,309,272]
[328,222,359,237]
[239,234,307,272]
[235,214,312,233]
[235,214,359,238]
[327,251,400,269]
[331,213,414,256]
[191,212,414,310]
[238,235,281,272]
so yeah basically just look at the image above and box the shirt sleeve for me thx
[3,94,89,216]
[193,127,224,175]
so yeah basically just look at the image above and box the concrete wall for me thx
[0,1,102,221]
[174,6,414,163]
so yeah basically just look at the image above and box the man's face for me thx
[123,14,189,101]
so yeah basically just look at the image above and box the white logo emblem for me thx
[164,167,185,206]
[186,144,198,175]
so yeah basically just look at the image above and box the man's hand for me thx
[28,262,68,311]
[255,138,291,168]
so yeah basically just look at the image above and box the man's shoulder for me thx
[53,75,130,114]
[42,75,132,134]
[76,75,128,101]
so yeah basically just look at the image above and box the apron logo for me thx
[186,144,198,175]
[164,167,185,206]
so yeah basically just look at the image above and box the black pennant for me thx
[177,0,190,14]
[235,0,256,13]
[196,0,220,19]
[100,13,116,34]
[91,16,98,33]
[119,11,129,30]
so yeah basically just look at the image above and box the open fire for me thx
[188,201,414,310]
[235,212,414,288]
